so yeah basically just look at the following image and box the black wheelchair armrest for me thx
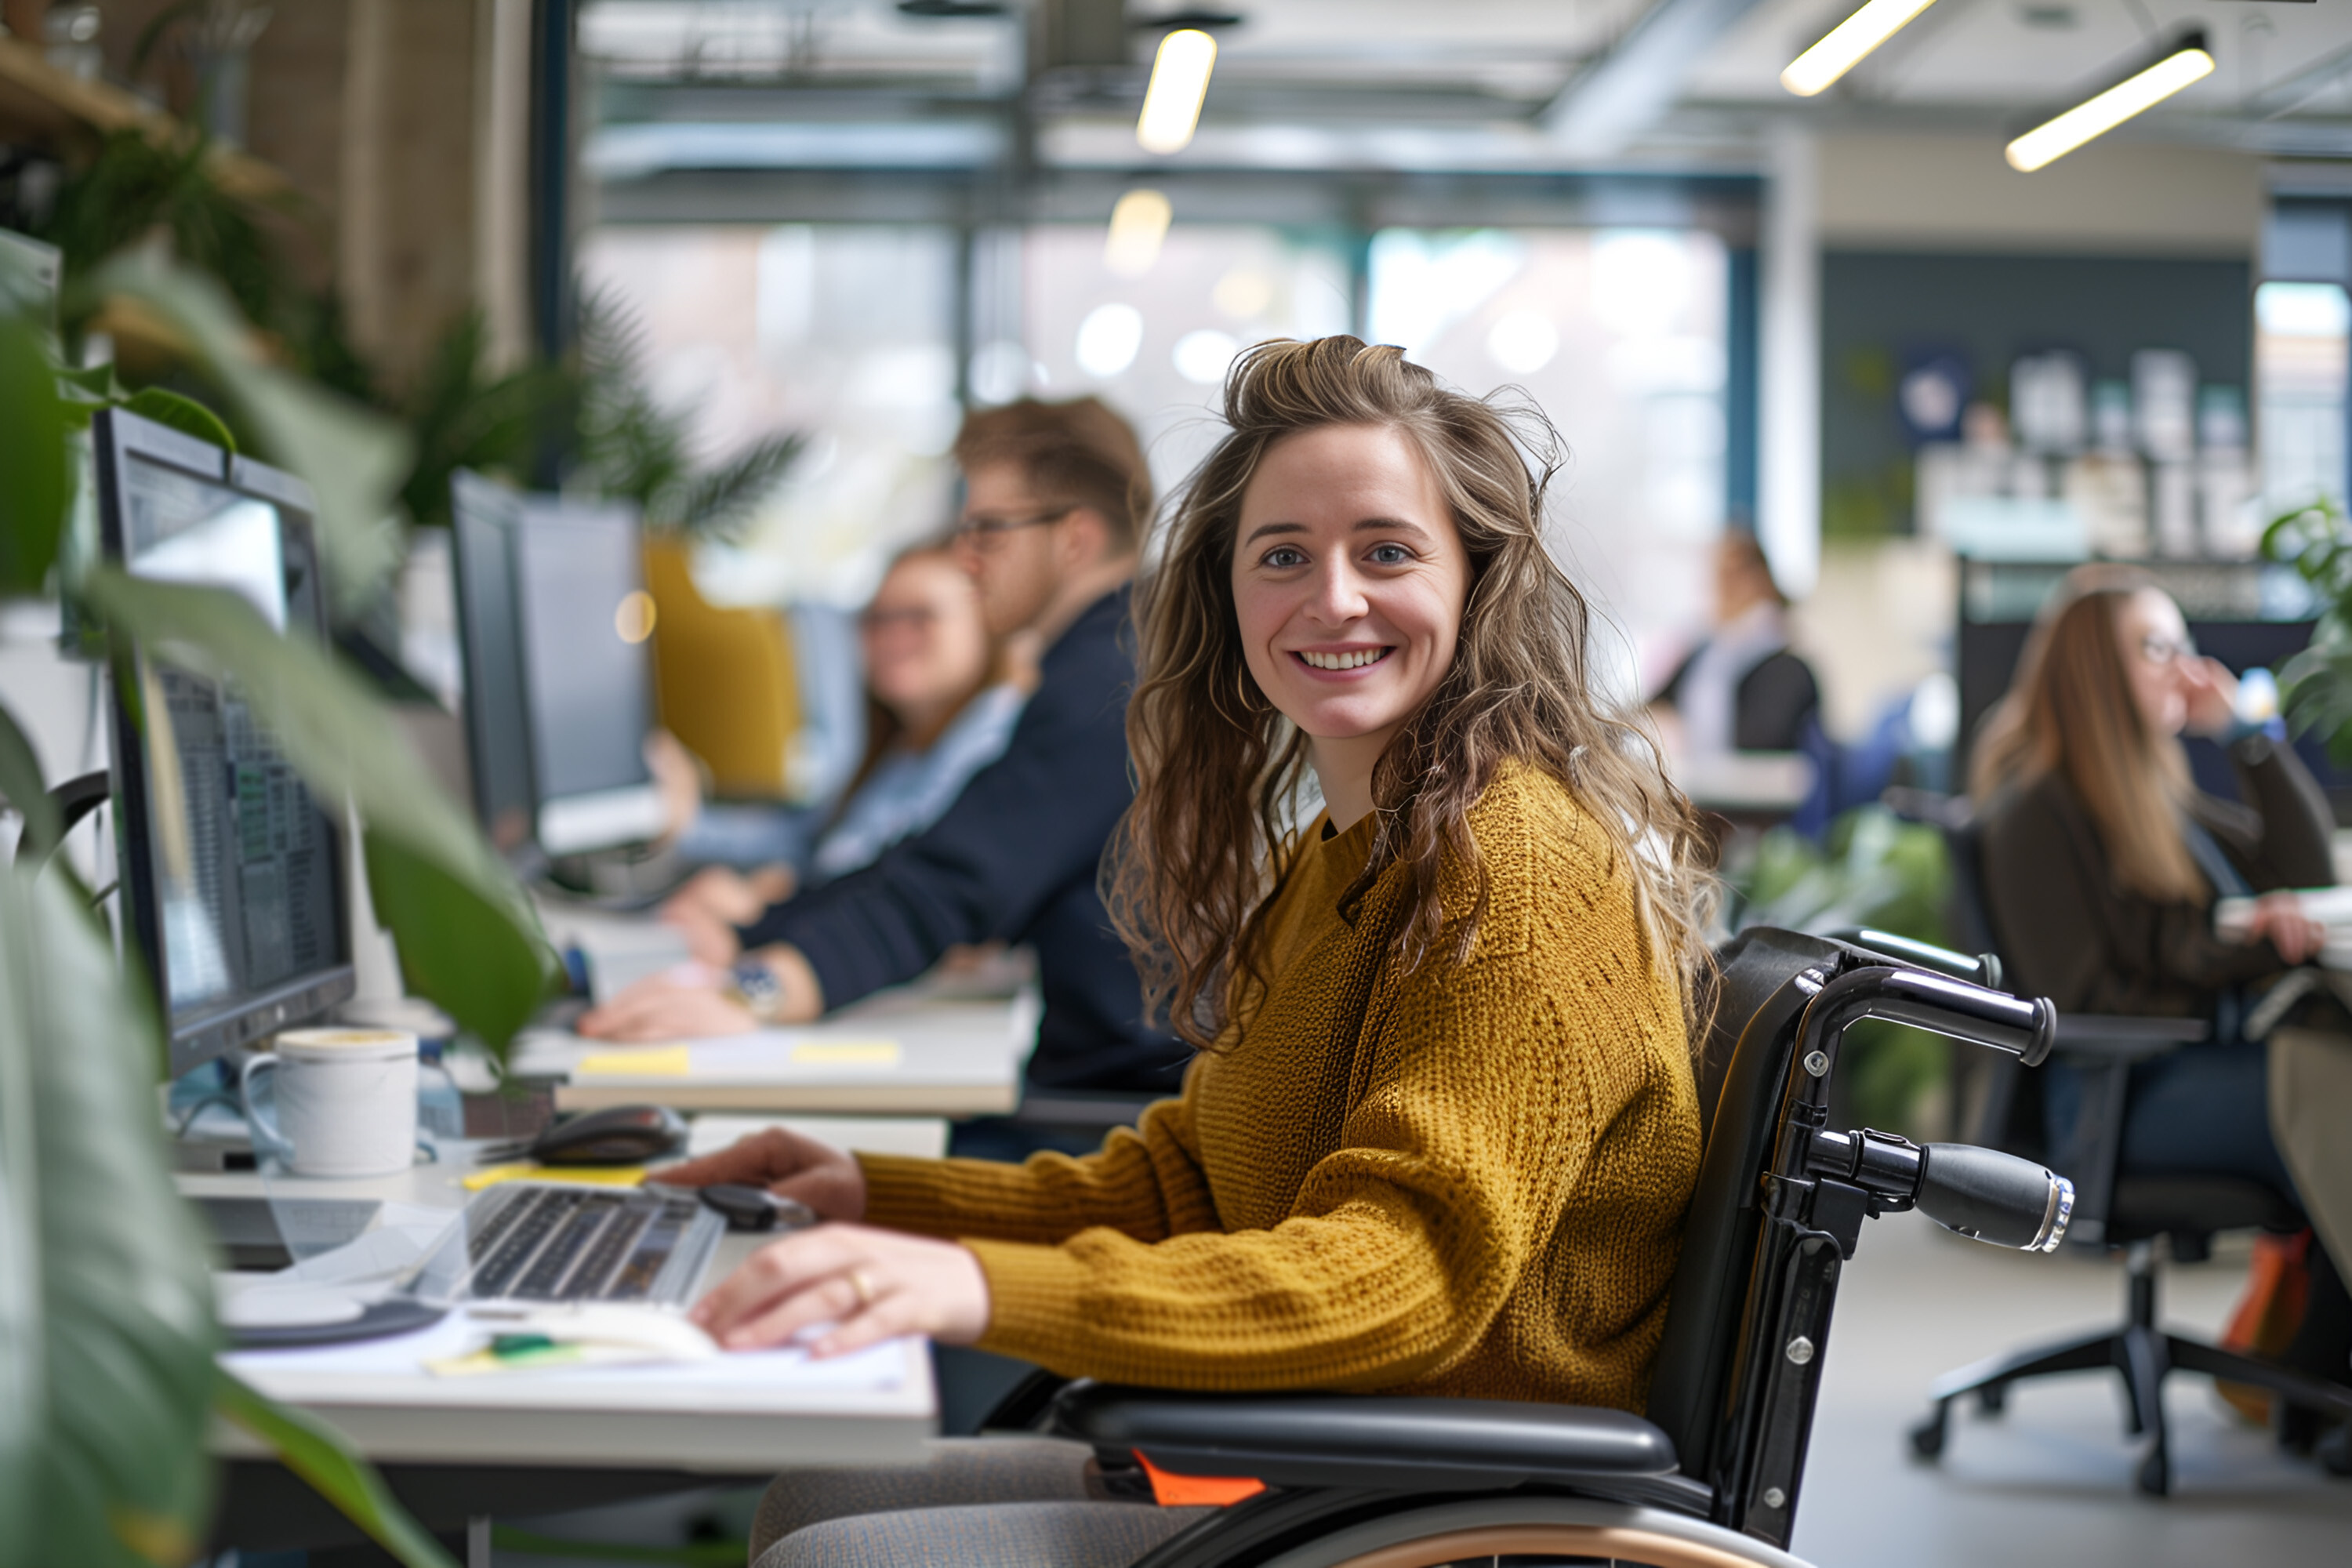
[2049,1014,2208,1060]
[1049,1381,1679,1493]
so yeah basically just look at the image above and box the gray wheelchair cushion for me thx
[753,1500,1205,1568]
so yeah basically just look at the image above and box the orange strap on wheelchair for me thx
[1133,1450,1267,1507]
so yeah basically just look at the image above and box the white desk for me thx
[526,902,1039,1117]
[190,1146,936,1473]
[1671,751,1816,817]
[512,986,1037,1116]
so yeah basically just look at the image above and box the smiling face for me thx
[1230,423,1472,784]
[861,553,991,723]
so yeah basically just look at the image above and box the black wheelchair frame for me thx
[1007,928,2070,1568]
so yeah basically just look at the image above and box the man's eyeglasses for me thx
[2140,633,2198,667]
[955,506,1073,544]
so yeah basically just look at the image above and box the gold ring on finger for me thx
[848,1269,876,1308]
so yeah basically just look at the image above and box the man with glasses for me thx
[581,397,1187,1119]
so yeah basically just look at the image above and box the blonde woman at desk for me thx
[662,336,1716,1567]
[660,542,1033,952]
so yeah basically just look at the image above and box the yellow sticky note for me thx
[462,1162,648,1192]
[576,1045,691,1077]
[789,1040,901,1067]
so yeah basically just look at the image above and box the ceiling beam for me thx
[2250,42,2352,121]
[1541,0,1768,158]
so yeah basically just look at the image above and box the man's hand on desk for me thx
[576,946,824,1040]
[660,1125,868,1221]
[660,865,797,966]
[690,1224,990,1358]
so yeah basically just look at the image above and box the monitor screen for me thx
[96,410,353,1075]
[512,499,665,855]
[448,471,537,856]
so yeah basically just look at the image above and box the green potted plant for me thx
[1,242,554,1566]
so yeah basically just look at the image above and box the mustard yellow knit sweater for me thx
[859,764,1701,1410]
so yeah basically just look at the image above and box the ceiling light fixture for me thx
[1780,0,1940,97]
[1137,28,1218,154]
[2005,31,2213,172]
[1104,189,1174,277]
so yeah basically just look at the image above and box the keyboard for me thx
[401,1183,724,1308]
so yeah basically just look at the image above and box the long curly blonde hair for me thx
[1109,336,1718,1049]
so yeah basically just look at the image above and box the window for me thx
[2256,279,2350,514]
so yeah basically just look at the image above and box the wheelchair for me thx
[972,927,2073,1567]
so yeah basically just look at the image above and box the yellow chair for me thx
[641,536,800,800]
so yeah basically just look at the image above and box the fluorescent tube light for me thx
[1137,28,1218,154]
[1780,0,1940,97]
[2005,35,2214,172]
[1104,189,1174,277]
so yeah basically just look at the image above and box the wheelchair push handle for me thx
[1802,963,2057,1068]
[1829,927,2002,993]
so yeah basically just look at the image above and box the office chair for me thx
[1904,813,2352,1496]
[641,537,802,800]
[940,928,2078,1567]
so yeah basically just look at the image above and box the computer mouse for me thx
[528,1105,688,1167]
[699,1184,821,1233]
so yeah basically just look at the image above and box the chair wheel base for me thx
[2135,1445,2170,1497]
[1976,1383,2008,1416]
[2321,1425,2352,1479]
[1908,1409,1947,1461]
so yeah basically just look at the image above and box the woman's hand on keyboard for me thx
[659,1127,866,1221]
[689,1223,989,1358]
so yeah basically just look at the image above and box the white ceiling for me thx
[579,0,2352,167]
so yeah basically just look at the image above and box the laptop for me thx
[399,1181,725,1308]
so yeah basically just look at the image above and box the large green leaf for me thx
[0,705,59,857]
[364,833,556,1058]
[0,314,68,597]
[213,1372,459,1568]
[0,861,218,1568]
[82,569,559,1050]
[85,252,411,612]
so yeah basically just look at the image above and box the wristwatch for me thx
[728,956,789,1025]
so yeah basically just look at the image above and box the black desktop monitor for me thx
[448,473,664,859]
[94,408,353,1076]
[511,497,665,855]
[448,471,537,855]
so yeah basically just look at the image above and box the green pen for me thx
[488,1334,574,1366]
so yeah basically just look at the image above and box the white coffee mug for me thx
[240,1028,420,1178]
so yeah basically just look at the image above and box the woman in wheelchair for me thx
[661,336,1719,1566]
[1972,564,2350,1381]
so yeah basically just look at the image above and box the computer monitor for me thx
[448,472,665,859]
[448,470,537,855]
[511,497,666,855]
[94,408,354,1076]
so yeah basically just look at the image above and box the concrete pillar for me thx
[474,0,535,372]
[1759,121,1821,599]
[338,0,481,388]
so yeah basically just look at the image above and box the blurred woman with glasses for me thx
[1974,563,2350,1414]
[662,543,1033,959]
